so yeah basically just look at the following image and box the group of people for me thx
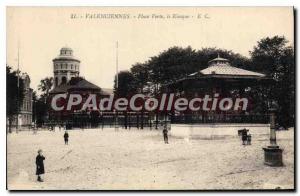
[240,128,252,145]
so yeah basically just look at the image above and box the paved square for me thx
[7,127,294,190]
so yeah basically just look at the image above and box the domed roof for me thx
[53,46,80,62]
[61,46,73,51]
[208,54,229,64]
[188,54,265,78]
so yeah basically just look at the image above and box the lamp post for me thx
[262,103,283,167]
[115,41,119,131]
[32,99,37,134]
[269,107,277,146]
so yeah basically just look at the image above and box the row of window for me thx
[61,50,72,55]
[55,63,79,70]
[55,76,71,86]
[22,100,32,112]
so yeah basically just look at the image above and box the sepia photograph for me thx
[6,6,295,190]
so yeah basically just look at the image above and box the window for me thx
[61,76,67,84]
[71,64,73,69]
[55,77,58,86]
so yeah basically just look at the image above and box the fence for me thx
[46,112,270,130]
[171,113,270,124]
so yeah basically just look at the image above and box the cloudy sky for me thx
[7,7,294,93]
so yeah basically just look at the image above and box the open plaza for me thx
[7,125,294,190]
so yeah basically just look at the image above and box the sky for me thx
[6,7,294,93]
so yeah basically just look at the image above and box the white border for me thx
[1,0,298,195]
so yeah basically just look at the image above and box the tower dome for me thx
[53,47,80,87]
[60,47,73,56]
[208,54,230,67]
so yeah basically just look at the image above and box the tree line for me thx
[114,36,294,127]
[6,36,294,129]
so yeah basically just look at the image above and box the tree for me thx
[31,90,47,127]
[196,48,252,70]
[34,98,48,127]
[114,46,252,96]
[112,40,294,127]
[130,63,150,93]
[250,36,294,127]
[113,71,136,97]
[38,77,53,101]
[32,91,47,126]
[6,65,24,132]
[35,77,53,127]
[147,46,199,86]
[145,46,251,94]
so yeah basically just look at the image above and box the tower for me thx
[53,47,80,87]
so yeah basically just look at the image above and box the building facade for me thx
[11,73,33,128]
[53,47,80,87]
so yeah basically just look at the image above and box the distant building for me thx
[12,73,33,127]
[48,47,112,127]
[53,47,80,87]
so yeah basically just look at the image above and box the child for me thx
[36,149,45,182]
[64,131,69,145]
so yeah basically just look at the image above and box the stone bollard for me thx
[262,108,283,167]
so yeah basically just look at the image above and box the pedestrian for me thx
[48,125,53,132]
[64,131,69,145]
[247,133,252,145]
[163,126,168,144]
[242,129,247,145]
[36,149,45,182]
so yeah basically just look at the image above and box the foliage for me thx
[250,36,294,127]
[113,36,294,127]
[130,63,150,93]
[113,71,136,97]
[38,77,53,100]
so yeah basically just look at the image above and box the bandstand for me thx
[165,55,274,124]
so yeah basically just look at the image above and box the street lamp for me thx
[32,99,37,126]
[262,101,283,166]
[114,109,119,131]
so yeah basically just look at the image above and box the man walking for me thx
[163,126,169,144]
[242,129,248,145]
[64,131,69,145]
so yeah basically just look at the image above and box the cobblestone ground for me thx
[7,127,294,190]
